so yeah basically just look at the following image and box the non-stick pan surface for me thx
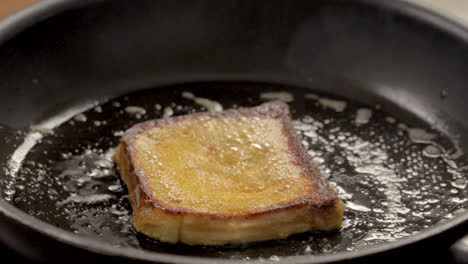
[0,0,467,263]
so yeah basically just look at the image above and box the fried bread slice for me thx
[113,101,343,245]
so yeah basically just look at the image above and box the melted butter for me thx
[182,91,223,112]
[407,128,437,143]
[346,201,371,212]
[124,106,146,115]
[260,91,294,102]
[422,145,442,158]
[58,194,114,206]
[355,108,372,124]
[135,117,311,213]
[318,98,347,112]
[304,93,347,112]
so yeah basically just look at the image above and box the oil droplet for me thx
[398,123,408,131]
[407,128,436,144]
[440,89,448,99]
[108,185,122,192]
[397,207,411,214]
[313,157,325,164]
[113,131,124,137]
[58,194,114,206]
[181,92,223,112]
[451,178,467,189]
[422,145,442,158]
[125,106,146,116]
[30,126,54,136]
[346,201,371,212]
[251,143,262,149]
[260,92,294,102]
[94,106,102,113]
[452,197,467,204]
[386,116,396,124]
[318,98,347,112]
[163,107,174,117]
[355,108,372,124]
[4,189,15,196]
[73,113,87,122]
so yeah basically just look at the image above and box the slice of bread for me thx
[113,101,343,245]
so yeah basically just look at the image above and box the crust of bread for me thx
[113,101,344,245]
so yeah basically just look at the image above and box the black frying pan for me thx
[0,0,467,263]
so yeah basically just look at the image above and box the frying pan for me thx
[0,0,467,263]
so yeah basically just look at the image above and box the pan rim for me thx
[1,194,468,264]
[0,0,467,263]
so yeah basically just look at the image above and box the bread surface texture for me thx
[113,101,344,245]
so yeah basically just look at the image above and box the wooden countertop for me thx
[0,0,38,19]
[1,0,468,26]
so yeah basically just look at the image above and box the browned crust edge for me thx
[116,101,341,220]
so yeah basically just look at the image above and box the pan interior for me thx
[2,82,467,260]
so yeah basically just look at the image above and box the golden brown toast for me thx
[113,101,343,245]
